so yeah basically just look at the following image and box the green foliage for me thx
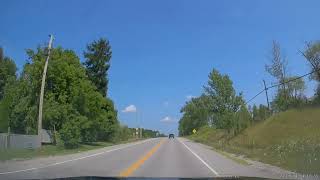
[179,68,246,136]
[303,41,320,81]
[271,78,307,112]
[190,107,320,174]
[0,141,114,161]
[313,86,320,105]
[142,129,160,138]
[0,47,17,100]
[286,77,305,97]
[204,69,243,130]
[252,104,270,122]
[234,105,252,134]
[265,41,296,112]
[59,116,81,148]
[114,125,133,141]
[112,124,162,142]
[204,69,243,113]
[265,41,308,111]
[1,39,168,149]
[0,47,3,60]
[0,97,12,132]
[0,46,118,148]
[1,75,36,134]
[179,95,211,136]
[83,38,112,97]
[0,47,17,132]
[252,105,259,122]
[302,41,320,104]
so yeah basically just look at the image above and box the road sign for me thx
[192,129,197,134]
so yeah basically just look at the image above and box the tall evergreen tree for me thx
[83,38,112,97]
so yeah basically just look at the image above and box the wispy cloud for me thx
[122,104,137,113]
[186,95,195,100]
[160,116,176,123]
[163,101,169,107]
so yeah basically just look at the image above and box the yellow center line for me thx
[119,139,165,177]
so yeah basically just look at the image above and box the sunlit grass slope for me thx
[190,107,320,174]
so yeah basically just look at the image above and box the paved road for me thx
[0,138,297,179]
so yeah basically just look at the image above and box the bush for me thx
[0,46,119,146]
[111,124,130,142]
[59,117,81,149]
[79,116,98,143]
[0,100,9,132]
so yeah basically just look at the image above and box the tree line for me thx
[179,40,320,136]
[0,38,161,148]
[116,125,165,141]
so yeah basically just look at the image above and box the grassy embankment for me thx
[0,138,141,161]
[189,107,320,174]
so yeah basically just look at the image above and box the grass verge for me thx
[212,147,250,165]
[189,107,320,174]
[0,138,141,161]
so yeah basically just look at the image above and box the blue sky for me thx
[1,0,320,135]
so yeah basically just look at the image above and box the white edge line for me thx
[178,138,219,176]
[0,138,155,175]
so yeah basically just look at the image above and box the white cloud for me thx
[122,105,137,113]
[163,101,169,107]
[186,95,195,100]
[160,116,176,123]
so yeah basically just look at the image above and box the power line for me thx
[245,89,265,105]
[244,69,319,105]
[268,70,315,89]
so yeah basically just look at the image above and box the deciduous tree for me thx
[301,41,320,103]
[0,47,17,100]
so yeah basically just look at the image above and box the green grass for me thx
[212,147,250,165]
[0,138,140,161]
[189,107,320,174]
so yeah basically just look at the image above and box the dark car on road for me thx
[168,134,174,139]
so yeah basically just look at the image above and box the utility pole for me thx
[140,128,142,139]
[263,80,270,110]
[135,110,138,139]
[38,35,54,146]
[139,111,142,138]
[6,126,10,149]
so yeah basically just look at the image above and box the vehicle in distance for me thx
[168,134,174,139]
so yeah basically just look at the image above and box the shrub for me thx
[59,116,81,148]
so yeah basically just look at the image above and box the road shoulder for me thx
[180,137,299,179]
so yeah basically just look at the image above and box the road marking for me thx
[119,139,165,177]
[0,139,155,175]
[178,138,219,176]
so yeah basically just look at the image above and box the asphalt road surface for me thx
[0,138,298,179]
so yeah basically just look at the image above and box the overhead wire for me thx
[244,69,319,105]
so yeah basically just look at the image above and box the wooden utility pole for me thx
[263,80,270,110]
[135,110,138,139]
[38,35,54,146]
[140,127,142,139]
[6,126,10,149]
[139,111,142,138]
